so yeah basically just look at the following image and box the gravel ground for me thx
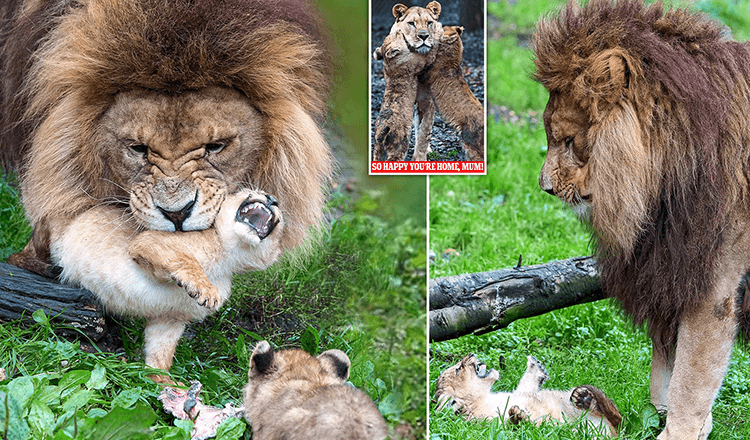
[370,2,485,161]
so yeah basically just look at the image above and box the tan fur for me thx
[372,2,443,161]
[534,1,750,438]
[243,341,388,440]
[435,354,621,437]
[51,190,284,379]
[427,26,485,161]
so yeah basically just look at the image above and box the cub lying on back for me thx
[428,26,484,161]
[52,189,283,380]
[243,341,388,440]
[436,354,622,437]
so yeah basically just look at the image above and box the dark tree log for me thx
[430,256,605,341]
[0,262,107,340]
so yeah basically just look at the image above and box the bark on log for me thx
[429,256,605,341]
[0,262,107,340]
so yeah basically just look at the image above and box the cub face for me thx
[98,86,265,232]
[538,91,593,217]
[435,354,499,411]
[390,1,443,55]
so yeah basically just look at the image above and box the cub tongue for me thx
[237,201,273,238]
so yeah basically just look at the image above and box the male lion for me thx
[1,0,331,375]
[53,189,282,377]
[427,26,484,161]
[535,0,750,438]
[243,341,389,440]
[435,354,621,437]
[372,1,443,161]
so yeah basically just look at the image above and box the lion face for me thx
[539,92,593,218]
[97,86,264,232]
[435,354,499,411]
[390,1,443,55]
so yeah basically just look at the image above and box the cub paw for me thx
[508,405,527,424]
[571,385,594,410]
[527,355,550,386]
[172,273,223,310]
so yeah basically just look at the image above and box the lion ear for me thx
[455,26,464,36]
[576,48,635,115]
[318,349,350,381]
[373,46,384,60]
[442,27,460,44]
[392,4,408,19]
[249,340,276,375]
[426,1,441,19]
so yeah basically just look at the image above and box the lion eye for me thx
[204,141,227,153]
[129,143,148,155]
[564,137,574,149]
[428,21,434,26]
[408,21,415,27]
[455,366,461,374]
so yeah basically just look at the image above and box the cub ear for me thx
[392,4,408,19]
[455,26,464,36]
[426,1,441,19]
[250,340,275,375]
[442,26,461,44]
[318,349,350,381]
[373,46,383,60]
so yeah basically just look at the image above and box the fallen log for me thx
[429,256,605,341]
[0,262,107,341]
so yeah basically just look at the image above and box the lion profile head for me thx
[534,0,750,348]
[1,0,333,258]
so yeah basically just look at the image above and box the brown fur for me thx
[373,30,436,161]
[372,2,443,161]
[243,341,388,440]
[535,1,750,438]
[435,354,621,436]
[1,0,332,274]
[426,26,484,161]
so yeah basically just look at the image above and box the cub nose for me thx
[158,198,196,231]
[417,29,429,41]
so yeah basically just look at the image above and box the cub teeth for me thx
[236,200,275,238]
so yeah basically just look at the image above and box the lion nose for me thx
[418,29,429,41]
[538,170,555,196]
[158,198,196,231]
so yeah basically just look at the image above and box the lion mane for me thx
[534,0,750,350]
[1,0,332,261]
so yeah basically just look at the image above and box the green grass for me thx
[431,0,750,438]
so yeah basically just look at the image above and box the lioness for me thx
[373,30,437,161]
[52,189,283,379]
[243,341,389,440]
[435,354,621,437]
[427,26,484,161]
[373,1,443,161]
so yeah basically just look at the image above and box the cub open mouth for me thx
[236,198,277,239]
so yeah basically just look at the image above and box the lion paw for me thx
[571,385,594,410]
[172,273,223,310]
[508,405,528,424]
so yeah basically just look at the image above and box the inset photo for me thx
[370,0,486,175]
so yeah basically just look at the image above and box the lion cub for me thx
[243,341,388,440]
[435,354,622,437]
[373,2,443,161]
[51,189,283,379]
[428,26,484,161]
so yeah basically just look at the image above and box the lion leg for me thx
[375,76,417,162]
[8,222,54,276]
[128,230,223,310]
[144,318,187,383]
[650,343,674,415]
[460,109,484,162]
[413,80,434,161]
[657,275,739,440]
[514,355,549,393]
[570,385,622,435]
